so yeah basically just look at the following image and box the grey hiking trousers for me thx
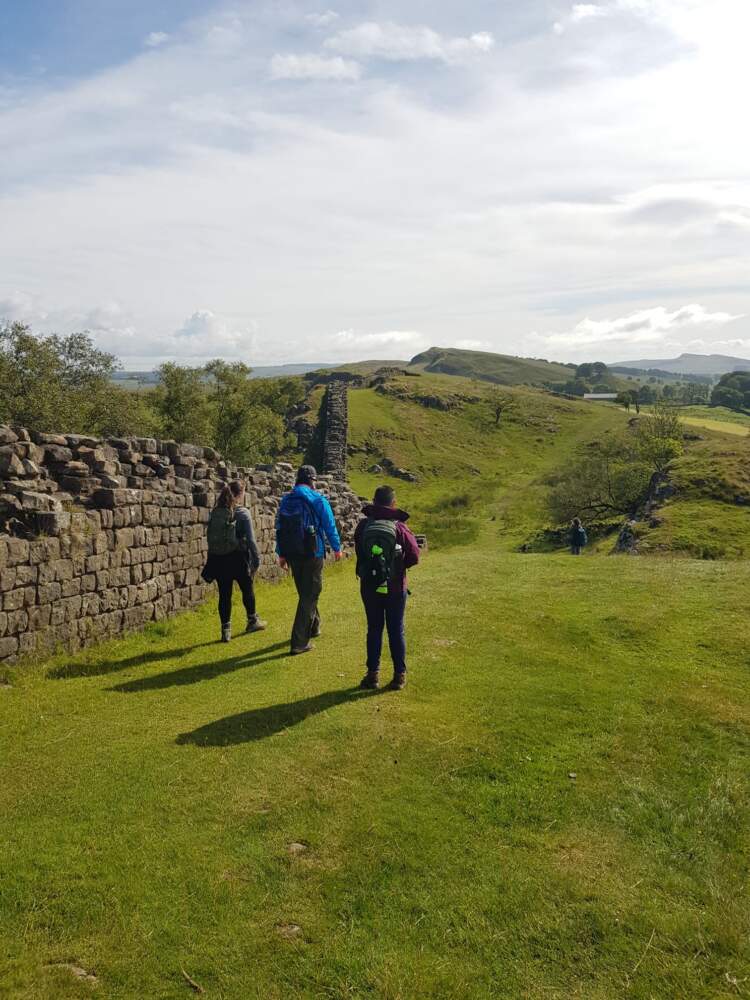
[288,557,324,651]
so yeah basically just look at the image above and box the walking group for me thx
[201,465,420,691]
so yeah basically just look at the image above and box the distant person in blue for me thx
[276,465,342,655]
[570,517,587,555]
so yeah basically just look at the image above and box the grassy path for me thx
[2,543,750,999]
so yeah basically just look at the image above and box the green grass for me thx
[347,375,628,546]
[677,406,750,436]
[2,540,750,999]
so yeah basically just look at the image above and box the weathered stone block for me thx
[29,537,60,564]
[0,636,19,658]
[28,604,52,630]
[37,582,62,604]
[0,448,25,478]
[4,587,35,612]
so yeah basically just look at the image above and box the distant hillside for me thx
[409,346,572,386]
[112,363,331,386]
[613,353,750,376]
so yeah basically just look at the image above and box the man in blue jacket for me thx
[276,465,342,655]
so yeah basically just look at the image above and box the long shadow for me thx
[48,641,217,680]
[176,686,380,746]
[108,641,290,694]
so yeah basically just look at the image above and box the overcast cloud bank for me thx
[1,0,748,366]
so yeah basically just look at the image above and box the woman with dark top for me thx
[202,480,267,642]
[570,517,587,555]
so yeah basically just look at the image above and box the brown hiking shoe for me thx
[388,673,406,691]
[291,644,314,656]
[360,671,380,690]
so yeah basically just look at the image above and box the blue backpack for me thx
[277,491,319,559]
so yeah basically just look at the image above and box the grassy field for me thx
[677,406,750,437]
[2,536,750,1000]
[347,375,627,548]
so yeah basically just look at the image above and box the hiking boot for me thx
[290,643,314,656]
[221,624,231,643]
[360,671,380,690]
[388,672,407,691]
[246,617,268,633]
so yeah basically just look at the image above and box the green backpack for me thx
[207,507,240,556]
[359,519,398,593]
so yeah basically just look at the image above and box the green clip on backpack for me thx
[207,507,240,556]
[360,519,398,594]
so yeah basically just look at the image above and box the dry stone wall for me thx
[322,382,348,476]
[0,426,363,665]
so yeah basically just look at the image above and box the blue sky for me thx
[1,0,749,366]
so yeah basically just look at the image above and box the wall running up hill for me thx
[0,426,363,665]
[322,382,348,475]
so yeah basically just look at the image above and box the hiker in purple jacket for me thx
[354,485,420,691]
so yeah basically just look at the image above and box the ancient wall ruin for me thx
[0,426,363,665]
[322,382,348,476]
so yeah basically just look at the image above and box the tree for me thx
[151,363,213,444]
[633,400,684,473]
[548,436,652,522]
[711,372,750,412]
[204,362,302,465]
[486,386,514,426]
[0,322,121,431]
[615,391,632,411]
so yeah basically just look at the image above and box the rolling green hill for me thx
[341,370,750,559]
[409,346,574,386]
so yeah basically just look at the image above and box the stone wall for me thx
[322,383,348,476]
[0,426,363,665]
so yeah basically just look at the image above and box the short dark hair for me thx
[296,464,317,486]
[374,485,395,507]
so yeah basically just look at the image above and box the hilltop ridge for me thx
[613,352,750,376]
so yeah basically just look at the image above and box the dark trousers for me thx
[216,552,257,626]
[571,545,581,555]
[361,587,407,675]
[289,557,324,650]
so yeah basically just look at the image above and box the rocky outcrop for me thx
[0,425,363,665]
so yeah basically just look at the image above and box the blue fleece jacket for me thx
[275,485,341,559]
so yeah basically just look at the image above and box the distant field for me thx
[678,406,750,436]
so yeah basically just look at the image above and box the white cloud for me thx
[270,53,361,81]
[174,310,258,358]
[144,31,170,48]
[454,338,492,350]
[332,329,428,359]
[538,305,743,348]
[2,1,750,368]
[325,22,495,64]
[306,10,339,28]
[571,4,607,21]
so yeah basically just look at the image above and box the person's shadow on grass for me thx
[108,641,289,693]
[176,686,380,746]
[48,641,217,680]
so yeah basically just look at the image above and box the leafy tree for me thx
[205,361,302,465]
[486,386,514,426]
[711,372,750,411]
[549,436,652,522]
[633,400,684,473]
[151,363,213,444]
[0,322,121,431]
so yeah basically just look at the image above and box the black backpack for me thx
[277,491,318,559]
[359,519,398,593]
[207,507,240,556]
